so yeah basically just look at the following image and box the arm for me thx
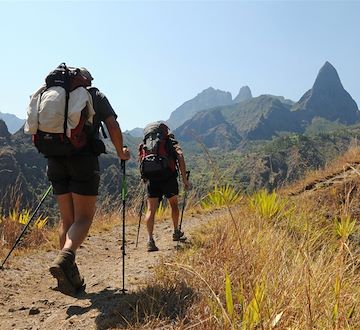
[173,141,190,190]
[104,116,130,160]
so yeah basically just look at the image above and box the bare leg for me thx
[62,193,97,252]
[50,193,95,293]
[144,197,159,240]
[56,193,75,249]
[168,195,186,241]
[168,195,179,230]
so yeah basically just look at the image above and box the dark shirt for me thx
[87,87,117,139]
[71,87,117,156]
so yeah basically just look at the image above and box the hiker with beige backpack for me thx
[25,63,130,295]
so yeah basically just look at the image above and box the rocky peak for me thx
[312,61,344,92]
[195,87,232,102]
[292,61,359,125]
[0,119,11,139]
[234,86,252,103]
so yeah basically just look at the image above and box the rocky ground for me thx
[0,211,213,330]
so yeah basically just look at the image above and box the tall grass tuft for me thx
[201,184,241,209]
[156,200,167,218]
[334,215,356,242]
[332,214,357,329]
[242,281,266,330]
[9,208,48,229]
[0,208,50,251]
[249,189,287,219]
[225,272,234,321]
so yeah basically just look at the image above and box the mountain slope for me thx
[166,87,233,130]
[0,112,25,134]
[174,95,300,147]
[222,95,300,139]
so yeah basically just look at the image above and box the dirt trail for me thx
[0,211,215,330]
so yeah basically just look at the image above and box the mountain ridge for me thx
[174,61,359,148]
[0,112,25,134]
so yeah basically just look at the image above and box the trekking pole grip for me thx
[120,145,128,170]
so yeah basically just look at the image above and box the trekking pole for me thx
[120,158,128,294]
[0,185,52,270]
[179,171,190,231]
[135,184,146,248]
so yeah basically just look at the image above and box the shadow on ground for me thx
[67,282,195,329]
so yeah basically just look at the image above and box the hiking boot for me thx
[49,249,85,296]
[147,238,159,252]
[173,229,187,241]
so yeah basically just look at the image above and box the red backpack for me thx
[139,122,177,181]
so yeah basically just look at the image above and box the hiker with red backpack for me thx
[25,63,130,295]
[138,122,190,252]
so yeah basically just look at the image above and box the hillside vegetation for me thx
[183,125,360,198]
[128,146,360,329]
[1,145,359,329]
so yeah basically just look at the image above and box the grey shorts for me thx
[47,155,100,195]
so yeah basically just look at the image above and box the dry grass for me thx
[143,190,359,329]
[1,142,360,328]
[0,216,55,261]
[283,142,360,196]
[94,142,360,329]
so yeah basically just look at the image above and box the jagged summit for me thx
[292,61,359,124]
[234,86,252,103]
[312,61,343,92]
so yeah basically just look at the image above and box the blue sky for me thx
[1,1,359,131]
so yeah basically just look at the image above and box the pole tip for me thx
[120,288,128,295]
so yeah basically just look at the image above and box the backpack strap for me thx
[100,122,108,139]
[63,90,70,137]
[61,64,71,138]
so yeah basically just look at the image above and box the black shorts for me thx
[47,155,100,195]
[147,176,179,199]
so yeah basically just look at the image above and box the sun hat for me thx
[79,67,93,81]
